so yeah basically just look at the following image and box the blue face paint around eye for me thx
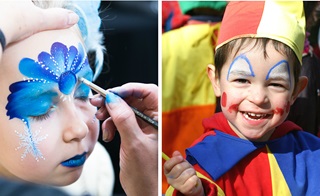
[265,60,291,88]
[6,42,93,161]
[227,54,255,81]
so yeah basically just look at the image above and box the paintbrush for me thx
[78,77,158,129]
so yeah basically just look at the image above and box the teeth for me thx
[244,112,267,120]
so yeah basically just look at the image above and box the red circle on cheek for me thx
[221,92,227,107]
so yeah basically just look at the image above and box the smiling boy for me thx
[163,1,320,196]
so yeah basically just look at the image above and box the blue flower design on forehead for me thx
[19,42,90,95]
[5,42,93,161]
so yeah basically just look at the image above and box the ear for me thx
[290,76,308,104]
[207,64,221,97]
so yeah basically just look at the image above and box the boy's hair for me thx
[214,38,301,90]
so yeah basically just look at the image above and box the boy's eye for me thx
[270,83,284,87]
[269,83,289,90]
[234,79,249,84]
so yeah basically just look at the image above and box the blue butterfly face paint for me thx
[6,42,93,161]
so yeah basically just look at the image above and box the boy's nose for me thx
[247,85,269,105]
[62,105,88,142]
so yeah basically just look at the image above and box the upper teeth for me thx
[247,112,266,118]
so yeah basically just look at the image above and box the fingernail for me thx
[102,128,109,142]
[105,91,120,104]
[68,11,79,25]
[91,95,103,102]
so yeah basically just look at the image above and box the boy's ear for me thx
[207,64,221,97]
[290,76,308,104]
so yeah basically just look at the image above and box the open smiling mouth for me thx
[241,112,271,120]
[61,152,87,168]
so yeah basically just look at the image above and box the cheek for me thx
[85,105,99,140]
[273,101,290,116]
[221,91,240,113]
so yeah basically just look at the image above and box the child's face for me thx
[0,29,99,186]
[209,41,306,142]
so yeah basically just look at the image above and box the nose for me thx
[62,104,88,142]
[247,85,269,105]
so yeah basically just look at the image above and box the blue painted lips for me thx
[61,152,87,168]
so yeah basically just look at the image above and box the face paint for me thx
[6,42,93,161]
[273,107,284,116]
[15,125,48,161]
[265,60,291,88]
[227,54,255,81]
[221,92,227,107]
[228,104,239,113]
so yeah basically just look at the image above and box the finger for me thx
[90,95,105,107]
[172,150,183,157]
[4,4,79,45]
[104,91,142,142]
[110,83,158,111]
[180,175,201,195]
[110,83,158,100]
[101,118,116,142]
[95,106,109,120]
[163,154,184,175]
[36,8,79,30]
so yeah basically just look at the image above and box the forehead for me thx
[225,40,291,71]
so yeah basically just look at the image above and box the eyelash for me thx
[234,78,249,83]
[75,96,89,102]
[30,93,89,122]
[30,106,55,122]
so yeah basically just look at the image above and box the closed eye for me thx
[75,96,89,102]
[30,106,56,122]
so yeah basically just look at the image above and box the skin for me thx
[164,41,308,195]
[0,0,79,57]
[0,28,99,186]
[90,83,158,196]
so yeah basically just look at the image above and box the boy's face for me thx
[0,29,99,186]
[208,41,306,142]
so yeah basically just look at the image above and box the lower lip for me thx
[61,152,87,168]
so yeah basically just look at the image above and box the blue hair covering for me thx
[68,0,105,81]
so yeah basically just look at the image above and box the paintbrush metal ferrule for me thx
[78,77,158,129]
